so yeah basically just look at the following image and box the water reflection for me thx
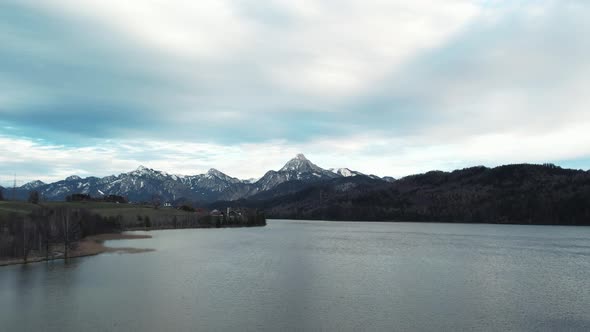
[1,221,590,331]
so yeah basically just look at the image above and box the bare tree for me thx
[151,194,161,210]
[22,217,28,263]
[28,191,40,204]
[64,210,69,260]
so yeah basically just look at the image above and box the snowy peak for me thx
[205,168,240,183]
[280,154,322,173]
[65,175,81,181]
[207,168,225,177]
[130,165,153,176]
[128,165,166,178]
[295,153,308,160]
[255,154,340,191]
[329,168,364,177]
[21,180,46,190]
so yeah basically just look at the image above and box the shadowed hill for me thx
[213,164,590,225]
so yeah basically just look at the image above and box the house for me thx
[210,209,224,217]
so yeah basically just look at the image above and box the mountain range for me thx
[3,155,590,225]
[213,163,590,225]
[6,154,390,203]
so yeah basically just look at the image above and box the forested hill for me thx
[219,164,590,225]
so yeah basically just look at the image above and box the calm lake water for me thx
[1,220,590,331]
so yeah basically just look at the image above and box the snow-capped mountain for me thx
[382,176,396,183]
[255,154,340,191]
[15,154,389,203]
[329,168,364,177]
[181,168,252,201]
[21,180,46,190]
[16,165,252,203]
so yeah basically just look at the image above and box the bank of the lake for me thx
[0,201,266,265]
[0,233,152,267]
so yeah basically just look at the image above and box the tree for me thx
[104,195,127,203]
[66,193,91,202]
[28,191,40,204]
[151,194,161,210]
[0,188,4,201]
[179,204,195,212]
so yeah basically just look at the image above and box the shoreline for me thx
[0,233,153,267]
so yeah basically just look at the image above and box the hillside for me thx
[225,164,590,225]
[6,158,590,225]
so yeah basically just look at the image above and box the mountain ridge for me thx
[9,154,376,203]
[5,160,590,225]
[220,163,590,225]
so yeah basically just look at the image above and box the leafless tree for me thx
[28,191,40,204]
[151,194,161,210]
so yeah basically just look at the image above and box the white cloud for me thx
[2,0,590,181]
[2,115,589,185]
[29,0,479,100]
[35,1,252,59]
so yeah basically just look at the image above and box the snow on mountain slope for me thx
[328,168,365,177]
[255,154,340,191]
[25,154,383,202]
[20,180,46,190]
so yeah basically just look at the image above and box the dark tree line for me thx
[131,213,203,230]
[66,193,128,203]
[128,209,266,230]
[0,207,122,262]
[66,194,92,202]
[249,164,590,225]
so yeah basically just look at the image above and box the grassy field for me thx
[1,200,263,265]
[0,201,41,216]
[0,201,196,222]
[0,200,264,230]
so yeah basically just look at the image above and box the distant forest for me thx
[215,164,590,225]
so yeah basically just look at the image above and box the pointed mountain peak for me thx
[295,153,308,160]
[66,175,81,181]
[256,153,340,190]
[21,180,46,190]
[129,165,167,178]
[202,168,241,184]
[131,165,154,175]
[207,168,225,176]
[280,154,315,172]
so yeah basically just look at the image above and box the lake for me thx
[1,220,590,331]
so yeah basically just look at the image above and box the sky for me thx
[1,0,590,185]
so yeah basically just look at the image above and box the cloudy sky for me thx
[1,0,589,184]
